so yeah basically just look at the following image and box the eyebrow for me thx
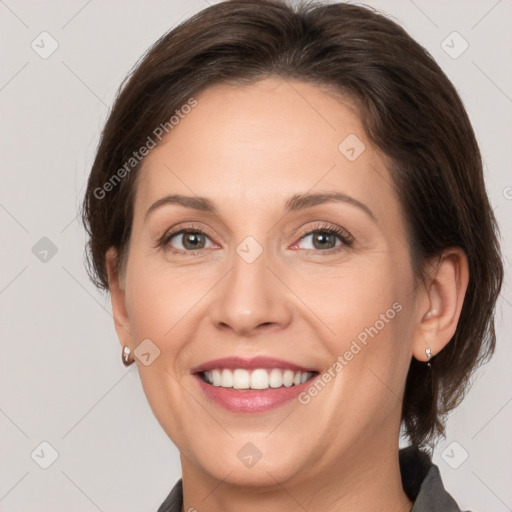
[144,191,376,222]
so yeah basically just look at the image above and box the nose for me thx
[209,247,293,338]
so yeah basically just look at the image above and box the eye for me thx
[157,222,353,255]
[160,226,216,252]
[293,224,353,253]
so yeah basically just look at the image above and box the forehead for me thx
[134,78,397,221]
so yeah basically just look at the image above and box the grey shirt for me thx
[157,446,467,511]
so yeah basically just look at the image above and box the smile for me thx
[191,356,320,413]
[199,368,316,389]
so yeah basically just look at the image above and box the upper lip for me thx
[190,356,318,374]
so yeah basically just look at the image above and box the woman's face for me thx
[110,78,423,487]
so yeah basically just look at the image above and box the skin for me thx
[106,78,469,512]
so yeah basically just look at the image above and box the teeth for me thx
[221,369,233,387]
[233,369,250,389]
[251,369,269,389]
[202,368,314,390]
[269,368,282,388]
[282,369,294,387]
[211,369,221,386]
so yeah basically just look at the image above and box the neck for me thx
[180,440,412,512]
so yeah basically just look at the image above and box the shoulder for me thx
[400,446,470,512]
[156,478,183,512]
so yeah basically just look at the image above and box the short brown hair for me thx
[82,0,503,447]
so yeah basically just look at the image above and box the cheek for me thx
[312,254,414,408]
[299,256,409,351]
[123,256,188,395]
[123,257,194,444]
[124,253,194,342]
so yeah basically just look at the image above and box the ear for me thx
[412,248,469,362]
[105,247,132,349]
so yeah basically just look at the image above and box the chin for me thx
[186,432,316,488]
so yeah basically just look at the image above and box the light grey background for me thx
[0,0,510,510]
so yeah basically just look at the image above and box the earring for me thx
[122,346,134,366]
[425,347,433,369]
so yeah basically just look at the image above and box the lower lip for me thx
[193,374,319,413]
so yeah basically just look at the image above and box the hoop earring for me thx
[122,346,134,366]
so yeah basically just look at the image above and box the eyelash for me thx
[157,222,353,255]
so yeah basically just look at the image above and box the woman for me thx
[82,1,503,510]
